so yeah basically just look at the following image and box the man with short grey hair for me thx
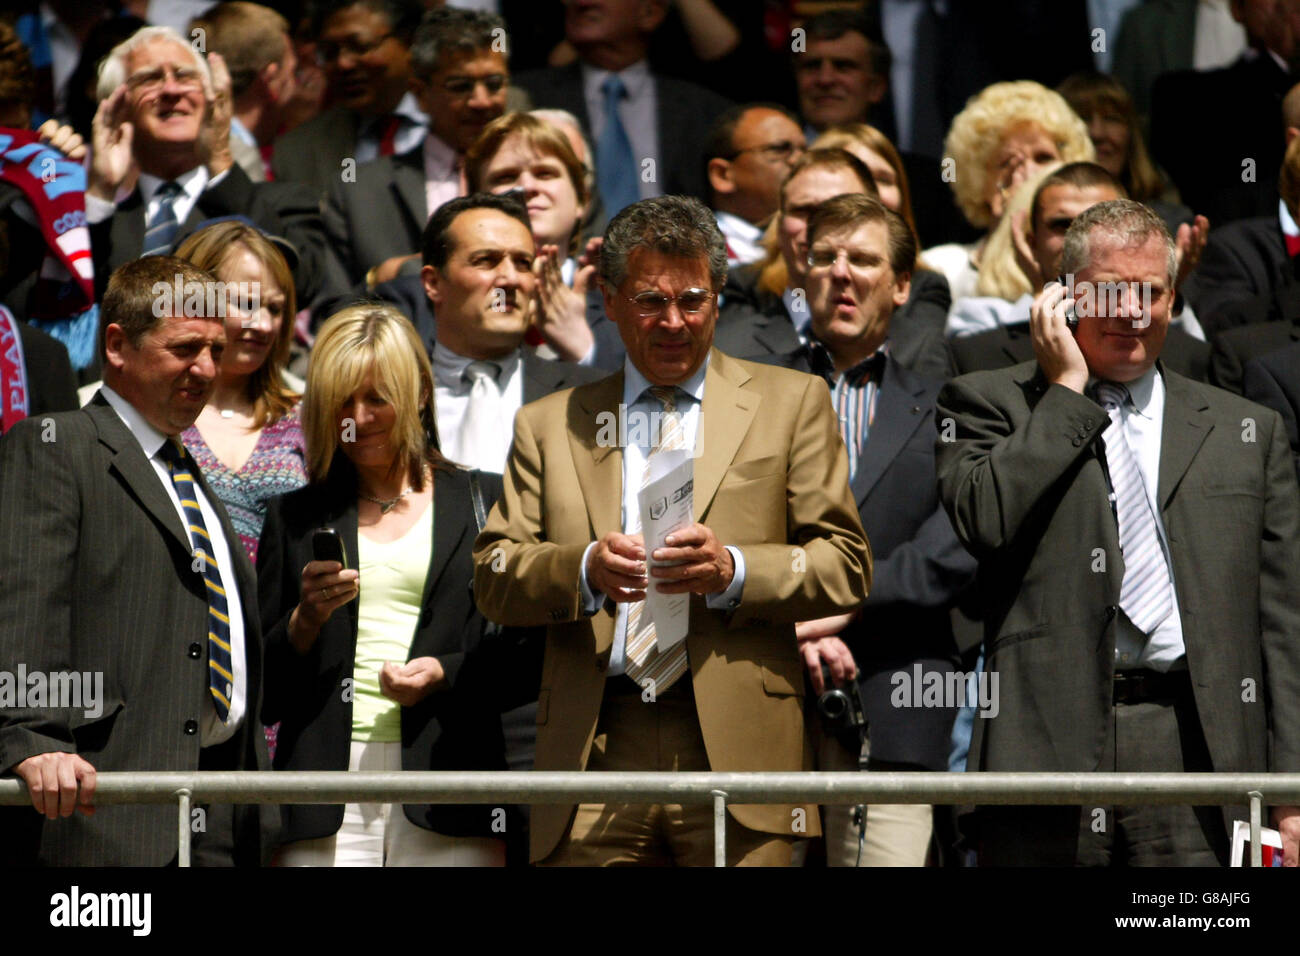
[936,198,1300,866]
[473,195,871,866]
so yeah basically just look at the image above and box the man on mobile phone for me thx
[935,198,1300,866]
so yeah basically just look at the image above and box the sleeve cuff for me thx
[84,193,116,224]
[578,541,603,616]
[706,546,745,610]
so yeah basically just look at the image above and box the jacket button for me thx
[183,719,199,735]
[1105,605,1118,619]
[188,643,202,659]
[1072,437,1082,446]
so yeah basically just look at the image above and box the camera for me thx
[816,664,867,736]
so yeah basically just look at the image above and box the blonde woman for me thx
[257,304,511,866]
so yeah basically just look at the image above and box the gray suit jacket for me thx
[270,105,360,200]
[323,146,427,287]
[0,395,276,865]
[935,361,1300,830]
[1112,0,1196,120]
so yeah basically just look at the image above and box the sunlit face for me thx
[986,122,1062,220]
[480,136,584,249]
[318,4,409,114]
[413,48,508,153]
[795,32,885,130]
[124,39,207,154]
[722,108,806,222]
[806,220,909,359]
[1081,108,1130,180]
[1030,183,1122,282]
[423,208,537,358]
[1071,232,1172,383]
[105,314,226,436]
[336,372,398,471]
[841,143,900,213]
[778,165,871,282]
[604,249,716,386]
[215,244,287,379]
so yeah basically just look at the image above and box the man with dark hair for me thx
[765,194,976,866]
[190,1,297,182]
[715,147,951,381]
[949,162,1210,380]
[794,9,893,139]
[473,194,870,866]
[514,0,732,216]
[936,198,1300,866]
[0,256,276,865]
[704,102,806,266]
[271,0,427,196]
[322,7,513,289]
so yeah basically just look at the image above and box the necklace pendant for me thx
[220,408,234,419]
[380,501,397,515]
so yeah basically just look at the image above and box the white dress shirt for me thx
[1193,0,1248,71]
[432,342,523,474]
[84,164,215,227]
[578,356,747,675]
[423,131,464,220]
[99,386,247,744]
[354,90,429,165]
[1100,366,1186,670]
[716,211,766,266]
[581,60,661,201]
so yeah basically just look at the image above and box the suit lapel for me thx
[391,151,428,238]
[570,371,625,538]
[521,352,569,403]
[852,360,928,507]
[88,398,192,556]
[695,350,758,519]
[115,190,146,268]
[420,470,469,613]
[1157,366,1213,511]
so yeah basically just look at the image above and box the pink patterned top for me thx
[182,404,309,566]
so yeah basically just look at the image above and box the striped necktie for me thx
[158,437,234,721]
[143,181,183,257]
[596,74,639,216]
[1096,382,1174,635]
[624,386,689,693]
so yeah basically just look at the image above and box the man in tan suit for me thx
[473,195,871,866]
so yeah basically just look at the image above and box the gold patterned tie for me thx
[623,386,690,693]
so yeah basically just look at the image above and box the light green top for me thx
[351,501,433,742]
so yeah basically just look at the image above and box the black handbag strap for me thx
[468,468,489,532]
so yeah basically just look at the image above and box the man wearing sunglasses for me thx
[322,7,518,293]
[474,195,870,866]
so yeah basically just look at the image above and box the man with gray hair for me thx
[473,195,871,866]
[935,198,1300,866]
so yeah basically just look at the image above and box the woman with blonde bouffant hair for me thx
[176,219,308,566]
[257,304,515,867]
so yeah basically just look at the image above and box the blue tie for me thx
[158,438,234,721]
[143,181,182,256]
[596,75,639,216]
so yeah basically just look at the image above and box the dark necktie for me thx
[143,180,183,257]
[157,437,234,721]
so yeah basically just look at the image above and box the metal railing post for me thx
[176,788,192,868]
[712,789,727,867]
[1248,789,1262,868]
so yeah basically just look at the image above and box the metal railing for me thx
[4,772,1298,866]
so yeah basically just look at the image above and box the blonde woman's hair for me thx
[943,81,1094,230]
[975,162,1063,301]
[301,304,448,487]
[174,221,298,429]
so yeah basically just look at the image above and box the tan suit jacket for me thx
[473,348,872,861]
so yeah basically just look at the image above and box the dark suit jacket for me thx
[270,105,361,201]
[373,272,627,373]
[1243,341,1300,483]
[0,394,275,865]
[1210,315,1300,395]
[1,322,78,431]
[514,62,732,202]
[258,465,519,843]
[949,320,1210,382]
[1150,53,1290,227]
[1112,0,1195,120]
[1185,215,1289,336]
[323,147,426,288]
[88,164,338,320]
[714,263,952,380]
[935,361,1300,836]
[761,350,977,770]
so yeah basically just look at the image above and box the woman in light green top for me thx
[259,304,512,866]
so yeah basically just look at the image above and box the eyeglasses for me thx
[618,288,715,318]
[730,139,805,163]
[441,73,508,96]
[315,32,393,66]
[806,247,885,273]
[125,65,204,94]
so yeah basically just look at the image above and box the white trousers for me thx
[276,740,507,867]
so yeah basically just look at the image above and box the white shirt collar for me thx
[622,353,709,409]
[1280,198,1299,238]
[423,130,458,176]
[715,210,763,244]
[138,164,207,206]
[99,383,173,459]
[432,341,521,393]
[1109,363,1161,420]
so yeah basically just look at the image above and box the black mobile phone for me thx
[1057,274,1078,332]
[312,527,348,568]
